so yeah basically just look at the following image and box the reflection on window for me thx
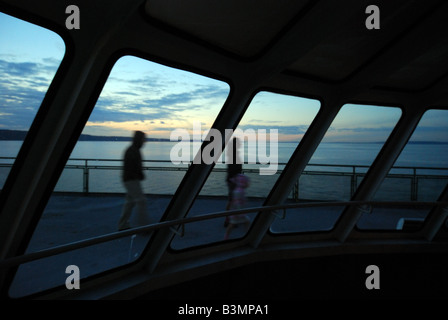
[0,12,65,189]
[358,109,448,230]
[271,103,402,234]
[171,91,321,249]
[9,55,230,297]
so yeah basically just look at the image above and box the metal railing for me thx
[1,157,448,201]
[0,199,447,270]
[1,157,446,271]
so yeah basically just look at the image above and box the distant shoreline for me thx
[0,129,447,144]
[0,129,170,142]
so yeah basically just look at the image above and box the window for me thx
[170,91,320,249]
[9,55,230,297]
[271,103,402,233]
[357,109,448,230]
[0,12,65,189]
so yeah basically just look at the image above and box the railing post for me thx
[83,159,89,193]
[351,166,356,198]
[293,178,299,201]
[411,168,417,201]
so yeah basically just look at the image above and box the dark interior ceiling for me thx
[2,0,448,107]
[144,0,448,105]
[145,0,310,58]
[0,0,448,108]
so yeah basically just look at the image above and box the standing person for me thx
[224,172,250,240]
[118,130,148,231]
[224,137,242,227]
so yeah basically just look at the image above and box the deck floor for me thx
[8,193,429,298]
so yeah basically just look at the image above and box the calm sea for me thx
[1,140,447,201]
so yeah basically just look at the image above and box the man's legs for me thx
[118,191,134,230]
[118,180,148,230]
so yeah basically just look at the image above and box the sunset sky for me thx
[1,12,447,144]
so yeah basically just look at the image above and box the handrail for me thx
[2,157,447,198]
[2,156,448,171]
[0,200,447,269]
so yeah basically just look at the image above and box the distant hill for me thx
[0,129,28,141]
[0,129,446,144]
[0,129,170,142]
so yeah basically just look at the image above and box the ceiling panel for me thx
[285,1,441,82]
[145,0,311,58]
[377,39,448,92]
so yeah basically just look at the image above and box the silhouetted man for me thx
[118,130,148,230]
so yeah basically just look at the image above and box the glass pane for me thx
[358,109,448,230]
[0,12,65,189]
[271,104,402,233]
[171,91,320,249]
[9,55,230,297]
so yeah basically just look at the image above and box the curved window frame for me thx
[169,89,322,251]
[356,108,448,232]
[6,51,232,298]
[0,11,68,193]
[269,102,403,235]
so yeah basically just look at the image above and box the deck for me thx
[7,193,431,298]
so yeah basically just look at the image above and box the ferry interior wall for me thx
[1,0,448,300]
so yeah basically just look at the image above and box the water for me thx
[1,140,447,201]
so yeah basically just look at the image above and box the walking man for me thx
[118,130,149,230]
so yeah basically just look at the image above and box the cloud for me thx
[239,124,309,136]
[90,83,228,124]
[333,126,394,133]
[87,105,171,123]
[0,60,39,77]
[0,50,232,135]
[0,57,61,130]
